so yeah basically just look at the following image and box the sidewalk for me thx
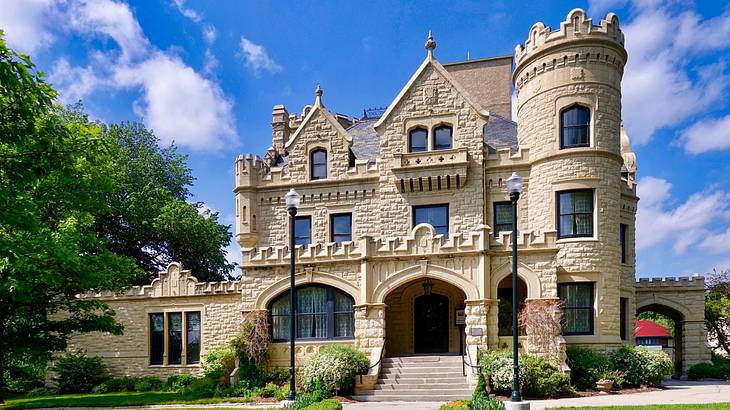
[342,380,730,410]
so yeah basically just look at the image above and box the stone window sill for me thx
[556,237,599,244]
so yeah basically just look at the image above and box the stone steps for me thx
[351,355,471,402]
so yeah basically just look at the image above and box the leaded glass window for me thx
[269,285,355,341]
[186,312,201,364]
[493,202,513,234]
[557,190,594,239]
[559,282,594,335]
[150,313,164,365]
[167,312,183,365]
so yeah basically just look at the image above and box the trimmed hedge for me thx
[566,346,610,390]
[51,351,107,394]
[478,349,573,398]
[609,346,673,387]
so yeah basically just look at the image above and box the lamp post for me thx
[506,172,523,404]
[285,188,301,402]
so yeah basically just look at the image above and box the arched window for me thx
[408,128,428,152]
[433,125,453,150]
[310,149,327,180]
[268,285,355,341]
[560,105,590,148]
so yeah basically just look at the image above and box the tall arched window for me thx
[433,125,453,150]
[310,149,327,180]
[560,105,590,148]
[268,285,355,341]
[408,128,428,152]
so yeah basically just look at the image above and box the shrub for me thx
[688,362,720,380]
[266,367,290,385]
[181,377,217,399]
[310,377,332,402]
[26,387,57,397]
[301,398,343,410]
[439,401,470,410]
[472,372,489,401]
[610,346,673,387]
[478,349,514,395]
[520,355,573,398]
[250,382,288,400]
[231,311,270,365]
[301,344,369,394]
[165,374,196,391]
[202,346,237,386]
[134,376,163,392]
[566,346,610,390]
[93,376,136,393]
[51,351,108,393]
[470,397,505,410]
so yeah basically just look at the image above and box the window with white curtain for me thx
[268,285,355,341]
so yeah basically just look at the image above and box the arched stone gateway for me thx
[635,277,710,377]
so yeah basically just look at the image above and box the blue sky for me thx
[1,0,730,278]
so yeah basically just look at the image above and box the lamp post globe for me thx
[506,172,523,196]
[285,188,301,212]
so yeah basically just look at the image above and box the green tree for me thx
[706,269,730,356]
[61,106,234,283]
[0,33,140,402]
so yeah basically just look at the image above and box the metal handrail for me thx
[359,339,386,384]
[462,342,481,377]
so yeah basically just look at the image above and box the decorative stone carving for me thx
[423,85,438,105]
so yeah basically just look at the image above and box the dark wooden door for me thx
[414,293,449,353]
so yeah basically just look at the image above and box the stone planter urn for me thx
[596,380,614,392]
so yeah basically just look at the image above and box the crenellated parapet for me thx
[636,276,705,290]
[79,262,243,300]
[485,147,530,169]
[489,230,558,254]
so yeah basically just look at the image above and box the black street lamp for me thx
[285,188,301,402]
[506,172,524,404]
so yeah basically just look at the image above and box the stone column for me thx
[486,299,500,350]
[682,319,711,374]
[465,299,490,385]
[353,303,386,392]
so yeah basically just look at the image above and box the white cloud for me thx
[203,25,217,44]
[171,0,201,23]
[636,176,730,253]
[618,4,730,145]
[113,53,237,151]
[49,56,108,103]
[239,37,282,74]
[678,114,730,154]
[0,0,57,53]
[699,227,730,254]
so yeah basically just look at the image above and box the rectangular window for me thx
[620,297,628,341]
[167,312,183,365]
[330,213,352,243]
[294,216,312,247]
[493,202,513,234]
[559,282,594,335]
[149,313,164,365]
[620,223,628,264]
[557,190,594,239]
[413,204,449,238]
[186,312,201,364]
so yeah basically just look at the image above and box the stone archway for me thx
[635,277,710,377]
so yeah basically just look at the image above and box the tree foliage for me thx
[706,269,730,357]
[0,32,140,402]
[637,311,675,338]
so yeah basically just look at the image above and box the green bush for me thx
[472,372,489,401]
[609,346,673,387]
[439,401,470,410]
[302,398,343,410]
[3,352,47,393]
[202,346,237,386]
[26,387,57,397]
[470,397,505,410]
[93,376,136,393]
[134,376,163,392]
[181,377,218,399]
[566,346,611,390]
[479,350,573,398]
[250,382,288,400]
[164,374,196,391]
[301,344,369,394]
[51,351,108,393]
[688,362,721,380]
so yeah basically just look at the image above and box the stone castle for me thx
[67,9,709,393]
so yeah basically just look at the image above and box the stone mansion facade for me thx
[67,9,710,385]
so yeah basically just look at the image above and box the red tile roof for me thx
[635,319,672,338]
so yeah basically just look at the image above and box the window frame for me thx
[620,297,628,341]
[293,216,312,247]
[310,148,327,180]
[412,203,449,238]
[148,311,201,366]
[556,189,594,239]
[558,282,595,336]
[408,127,428,153]
[268,284,355,342]
[493,201,513,235]
[620,223,628,264]
[330,213,352,244]
[433,125,453,150]
[560,105,591,149]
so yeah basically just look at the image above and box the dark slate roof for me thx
[484,114,518,153]
[347,117,380,162]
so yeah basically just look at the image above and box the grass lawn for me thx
[0,391,269,409]
[550,404,730,410]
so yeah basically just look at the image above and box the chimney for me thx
[271,104,290,151]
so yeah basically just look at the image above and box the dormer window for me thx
[408,128,428,152]
[560,105,590,148]
[311,148,327,180]
[433,125,453,150]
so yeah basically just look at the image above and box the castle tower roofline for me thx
[513,8,626,77]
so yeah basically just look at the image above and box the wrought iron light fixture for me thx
[422,278,434,296]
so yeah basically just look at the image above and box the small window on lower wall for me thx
[559,282,594,335]
[149,311,201,366]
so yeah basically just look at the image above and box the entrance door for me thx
[414,293,449,353]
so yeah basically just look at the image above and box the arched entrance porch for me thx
[384,278,467,356]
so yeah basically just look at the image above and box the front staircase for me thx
[351,355,471,402]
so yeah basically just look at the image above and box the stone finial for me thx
[425,30,436,59]
[315,84,323,107]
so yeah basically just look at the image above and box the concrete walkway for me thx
[342,380,730,410]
